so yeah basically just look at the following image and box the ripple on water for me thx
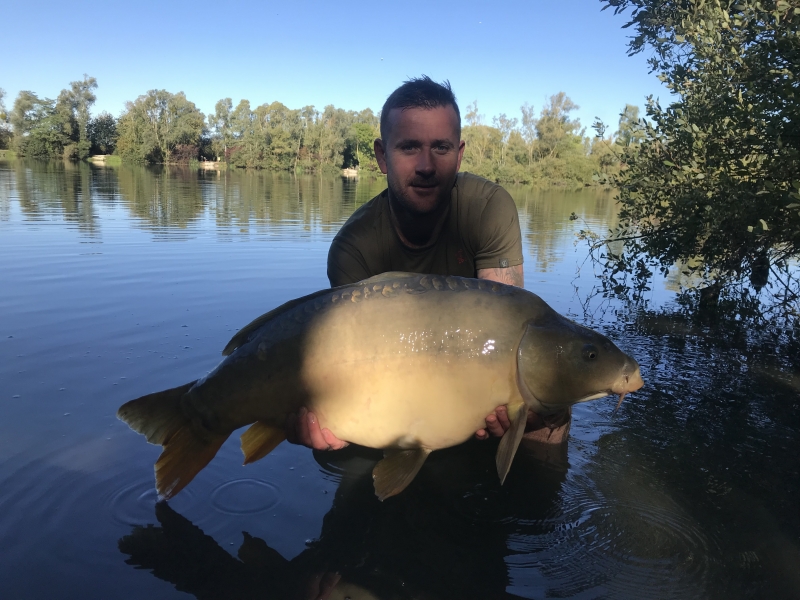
[510,475,718,598]
[210,478,280,515]
[109,480,196,526]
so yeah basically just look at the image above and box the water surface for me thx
[1,160,798,599]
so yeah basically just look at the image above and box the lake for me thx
[1,159,798,599]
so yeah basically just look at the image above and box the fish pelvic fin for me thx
[117,381,197,446]
[372,448,432,501]
[241,421,286,465]
[155,425,229,499]
[496,401,528,485]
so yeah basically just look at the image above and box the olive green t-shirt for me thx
[327,172,524,287]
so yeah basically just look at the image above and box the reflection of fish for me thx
[118,272,643,500]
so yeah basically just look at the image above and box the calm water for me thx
[1,160,798,599]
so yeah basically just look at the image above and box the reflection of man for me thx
[289,76,570,450]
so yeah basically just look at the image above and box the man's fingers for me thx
[321,427,348,450]
[306,411,330,450]
[495,405,511,430]
[484,412,506,438]
[474,428,489,440]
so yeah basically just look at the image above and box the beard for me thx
[387,174,453,217]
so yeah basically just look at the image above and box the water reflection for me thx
[120,441,568,599]
[0,160,611,272]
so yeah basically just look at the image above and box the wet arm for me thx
[477,264,524,288]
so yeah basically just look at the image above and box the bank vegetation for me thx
[0,81,640,187]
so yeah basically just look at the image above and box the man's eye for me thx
[435,145,451,153]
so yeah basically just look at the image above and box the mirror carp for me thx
[118,272,643,500]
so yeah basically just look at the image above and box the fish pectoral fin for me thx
[372,448,432,501]
[495,401,528,485]
[241,421,286,465]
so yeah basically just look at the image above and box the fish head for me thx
[516,314,643,413]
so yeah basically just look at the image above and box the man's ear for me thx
[374,138,389,175]
[456,139,465,172]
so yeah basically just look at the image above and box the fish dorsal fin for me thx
[372,448,432,501]
[222,287,335,356]
[360,271,418,284]
[241,421,286,465]
[496,401,528,485]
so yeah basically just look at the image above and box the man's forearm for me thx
[477,264,524,288]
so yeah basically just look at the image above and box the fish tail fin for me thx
[155,425,229,499]
[117,381,228,499]
[117,381,197,445]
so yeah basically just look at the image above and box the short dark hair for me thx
[380,76,460,140]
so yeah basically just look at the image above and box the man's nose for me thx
[415,149,435,175]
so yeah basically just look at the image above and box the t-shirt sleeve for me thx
[473,187,524,271]
[327,236,372,287]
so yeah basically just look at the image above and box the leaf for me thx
[663,160,676,167]
[747,225,754,233]
[759,219,769,231]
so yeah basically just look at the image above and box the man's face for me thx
[375,106,465,216]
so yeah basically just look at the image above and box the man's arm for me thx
[477,264,524,287]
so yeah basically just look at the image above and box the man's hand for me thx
[476,406,571,444]
[285,407,349,451]
[475,405,512,440]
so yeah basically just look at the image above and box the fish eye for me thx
[582,344,598,360]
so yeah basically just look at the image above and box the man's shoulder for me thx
[335,188,388,242]
[455,172,510,202]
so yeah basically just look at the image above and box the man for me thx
[288,76,570,451]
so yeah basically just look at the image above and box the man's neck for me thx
[387,191,451,249]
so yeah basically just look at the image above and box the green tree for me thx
[57,75,97,159]
[599,0,800,301]
[208,98,234,160]
[10,91,71,158]
[88,112,118,155]
[520,102,538,168]
[535,92,582,159]
[615,104,644,149]
[0,88,11,150]
[116,90,205,163]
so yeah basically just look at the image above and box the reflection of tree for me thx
[120,441,568,599]
[10,159,99,235]
[210,171,387,236]
[510,187,617,273]
[116,164,205,233]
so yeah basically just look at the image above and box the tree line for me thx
[0,78,642,186]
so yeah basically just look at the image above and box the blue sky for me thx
[2,0,663,133]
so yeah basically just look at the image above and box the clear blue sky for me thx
[1,0,662,133]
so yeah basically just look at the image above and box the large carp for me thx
[118,272,643,501]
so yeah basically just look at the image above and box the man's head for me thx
[379,76,461,140]
[375,77,465,218]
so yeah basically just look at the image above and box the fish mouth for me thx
[609,365,644,415]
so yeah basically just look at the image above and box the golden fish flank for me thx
[117,272,643,501]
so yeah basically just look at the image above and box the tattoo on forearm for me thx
[477,265,524,288]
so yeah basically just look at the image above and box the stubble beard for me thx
[387,175,453,218]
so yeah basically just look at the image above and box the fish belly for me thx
[302,354,519,450]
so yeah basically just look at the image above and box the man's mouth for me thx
[410,181,438,189]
